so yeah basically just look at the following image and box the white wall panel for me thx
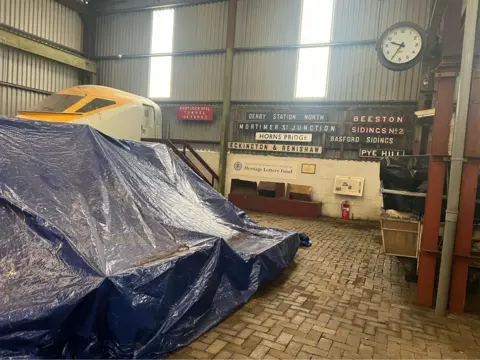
[235,0,302,47]
[171,54,225,101]
[232,51,297,101]
[96,12,153,57]
[97,59,150,97]
[173,2,227,52]
[0,0,84,51]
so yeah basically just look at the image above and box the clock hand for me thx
[390,42,405,60]
[390,41,405,47]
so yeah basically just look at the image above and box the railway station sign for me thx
[246,112,327,121]
[329,135,401,146]
[255,133,312,142]
[238,122,336,133]
[177,106,214,121]
[351,114,408,125]
[359,149,405,157]
[229,142,322,154]
[351,126,405,136]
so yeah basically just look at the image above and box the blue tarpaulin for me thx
[0,117,299,358]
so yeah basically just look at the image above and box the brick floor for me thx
[169,213,480,359]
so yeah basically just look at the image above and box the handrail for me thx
[141,138,218,187]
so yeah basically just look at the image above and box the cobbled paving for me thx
[170,213,480,359]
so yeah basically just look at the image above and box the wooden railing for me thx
[141,138,219,187]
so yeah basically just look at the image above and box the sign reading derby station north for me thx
[247,112,326,121]
[359,149,405,158]
[238,122,336,133]
[229,142,322,154]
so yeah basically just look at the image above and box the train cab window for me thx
[75,98,116,113]
[29,94,84,112]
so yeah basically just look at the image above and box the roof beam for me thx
[427,0,451,47]
[96,0,226,14]
[0,28,96,73]
[54,0,88,15]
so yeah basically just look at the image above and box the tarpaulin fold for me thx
[0,117,299,359]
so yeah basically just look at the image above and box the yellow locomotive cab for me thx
[17,85,162,141]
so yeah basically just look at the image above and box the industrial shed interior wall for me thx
[94,0,431,159]
[0,0,83,116]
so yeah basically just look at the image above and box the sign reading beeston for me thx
[231,159,297,179]
[246,112,326,121]
[351,115,407,124]
[255,133,312,142]
[359,149,405,157]
[229,142,322,154]
[238,122,336,133]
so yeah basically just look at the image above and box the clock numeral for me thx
[406,55,410,60]
[412,50,416,54]
[398,57,402,62]
[414,36,417,40]
[386,51,390,55]
[388,37,392,41]
[394,31,398,35]
[401,28,405,33]
[385,43,388,47]
[415,43,419,47]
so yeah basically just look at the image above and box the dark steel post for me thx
[218,0,237,194]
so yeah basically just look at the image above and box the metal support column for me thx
[435,0,478,316]
[218,0,237,194]
[417,0,462,308]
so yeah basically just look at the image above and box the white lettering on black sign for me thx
[246,112,326,121]
[359,149,406,157]
[351,126,405,136]
[329,136,397,145]
[238,122,336,133]
[352,115,406,124]
[228,142,322,154]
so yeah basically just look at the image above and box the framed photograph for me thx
[301,164,316,174]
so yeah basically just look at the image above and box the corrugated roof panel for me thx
[332,0,381,41]
[96,12,153,57]
[235,0,302,47]
[0,0,83,51]
[170,54,225,101]
[97,59,150,97]
[173,2,228,52]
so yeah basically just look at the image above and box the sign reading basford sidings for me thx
[351,115,408,124]
[177,106,214,121]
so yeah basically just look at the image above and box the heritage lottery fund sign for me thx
[229,142,322,154]
[231,159,297,180]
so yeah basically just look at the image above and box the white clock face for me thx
[381,26,422,64]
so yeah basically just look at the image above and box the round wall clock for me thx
[375,21,427,71]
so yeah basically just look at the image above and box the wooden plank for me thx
[0,29,96,73]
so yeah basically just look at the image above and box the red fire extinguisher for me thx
[341,201,350,220]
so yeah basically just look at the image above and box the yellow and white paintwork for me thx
[17,85,162,141]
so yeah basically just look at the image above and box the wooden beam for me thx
[0,29,96,73]
[96,0,226,14]
[54,0,88,15]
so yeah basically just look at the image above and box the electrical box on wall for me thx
[333,176,365,197]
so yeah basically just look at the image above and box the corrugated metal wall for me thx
[231,0,301,101]
[328,0,432,102]
[95,11,152,96]
[0,0,83,116]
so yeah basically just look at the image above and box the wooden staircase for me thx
[141,138,219,188]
